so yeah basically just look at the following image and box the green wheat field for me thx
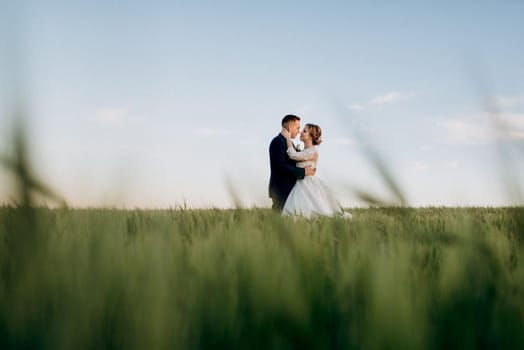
[1,205,524,349]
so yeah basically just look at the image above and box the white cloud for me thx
[497,113,524,128]
[419,145,433,152]
[349,104,364,111]
[370,91,412,105]
[409,161,430,172]
[437,112,524,144]
[348,91,413,111]
[193,128,231,137]
[496,95,524,108]
[443,160,460,169]
[334,137,355,145]
[91,108,128,127]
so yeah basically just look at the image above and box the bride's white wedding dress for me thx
[282,146,351,219]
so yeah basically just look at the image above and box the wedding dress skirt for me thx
[282,176,350,219]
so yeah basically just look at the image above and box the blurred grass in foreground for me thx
[1,206,524,349]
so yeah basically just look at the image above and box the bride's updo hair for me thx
[306,123,322,145]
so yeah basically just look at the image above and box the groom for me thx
[268,114,315,212]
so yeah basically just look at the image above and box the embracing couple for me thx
[268,114,351,219]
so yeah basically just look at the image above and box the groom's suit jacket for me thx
[268,134,305,203]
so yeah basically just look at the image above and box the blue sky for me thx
[1,0,524,207]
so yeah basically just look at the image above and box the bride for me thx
[281,123,351,219]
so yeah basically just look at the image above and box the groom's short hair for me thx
[282,114,300,128]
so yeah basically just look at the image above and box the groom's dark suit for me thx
[268,134,305,211]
